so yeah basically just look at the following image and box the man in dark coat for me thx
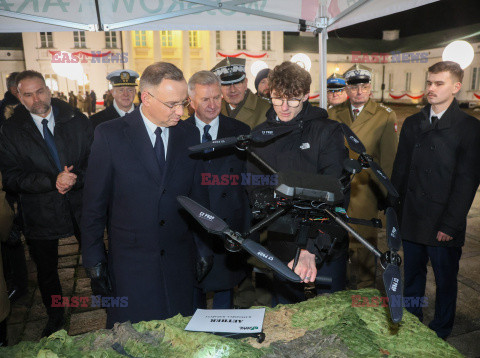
[248,61,349,305]
[90,70,139,129]
[186,70,251,309]
[90,90,97,113]
[0,71,20,126]
[0,70,93,337]
[81,62,208,328]
[391,61,480,340]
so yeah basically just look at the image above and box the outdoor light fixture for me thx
[50,51,86,82]
[442,40,474,69]
[251,60,269,78]
[291,53,311,72]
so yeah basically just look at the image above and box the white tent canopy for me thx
[0,0,438,105]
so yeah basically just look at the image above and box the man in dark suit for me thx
[90,70,139,129]
[0,70,93,337]
[81,62,208,328]
[186,70,251,309]
[391,61,480,339]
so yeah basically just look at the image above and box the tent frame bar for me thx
[328,0,372,26]
[0,9,94,31]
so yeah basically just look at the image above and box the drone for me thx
[177,123,403,324]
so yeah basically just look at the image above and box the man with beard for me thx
[90,70,139,129]
[391,61,480,340]
[248,61,349,304]
[0,72,21,125]
[212,57,270,129]
[255,68,271,102]
[186,70,251,309]
[0,70,93,337]
[328,64,398,289]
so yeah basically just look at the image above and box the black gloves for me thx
[195,255,213,283]
[85,262,112,297]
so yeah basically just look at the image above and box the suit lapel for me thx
[162,123,183,187]
[123,109,163,186]
[351,99,375,130]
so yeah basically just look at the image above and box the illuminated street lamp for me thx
[291,53,312,72]
[442,40,474,69]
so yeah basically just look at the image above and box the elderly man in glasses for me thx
[326,73,348,108]
[90,70,139,129]
[328,64,398,290]
[248,61,349,305]
[212,57,270,129]
[81,62,209,328]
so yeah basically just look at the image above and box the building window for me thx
[105,32,117,49]
[236,31,246,50]
[262,31,271,51]
[40,32,53,48]
[135,31,147,47]
[189,31,200,48]
[73,31,86,48]
[470,67,480,90]
[160,31,173,47]
[216,31,221,50]
[44,74,58,92]
[405,72,411,92]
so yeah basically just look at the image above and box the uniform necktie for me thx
[42,119,61,172]
[202,124,213,153]
[431,115,439,127]
[154,127,166,171]
[352,108,359,121]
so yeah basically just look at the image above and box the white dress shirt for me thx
[31,109,55,138]
[113,99,135,117]
[194,115,219,142]
[429,107,447,124]
[139,104,169,158]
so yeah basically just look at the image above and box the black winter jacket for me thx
[248,102,349,261]
[0,98,93,240]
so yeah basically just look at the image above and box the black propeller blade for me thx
[386,207,402,252]
[242,239,301,283]
[340,123,399,198]
[250,125,298,143]
[177,196,228,234]
[188,136,239,153]
[383,264,403,324]
[176,196,302,283]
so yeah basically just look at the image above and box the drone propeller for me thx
[188,125,298,153]
[177,196,302,283]
[386,207,402,252]
[340,123,399,198]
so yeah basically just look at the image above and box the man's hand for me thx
[195,255,213,283]
[288,249,317,283]
[56,165,77,194]
[437,231,453,242]
[85,263,112,297]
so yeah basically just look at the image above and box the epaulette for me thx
[378,103,393,113]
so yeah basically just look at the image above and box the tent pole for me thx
[317,1,328,109]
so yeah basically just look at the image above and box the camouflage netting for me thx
[0,289,463,358]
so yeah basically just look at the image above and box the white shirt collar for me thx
[113,99,135,117]
[31,108,54,137]
[351,104,364,115]
[139,104,169,151]
[430,107,447,122]
[194,115,219,141]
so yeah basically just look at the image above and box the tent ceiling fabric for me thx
[0,0,438,33]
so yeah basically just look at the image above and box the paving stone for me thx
[447,329,480,358]
[27,303,48,322]
[7,306,28,325]
[22,318,48,342]
[59,236,79,246]
[58,268,75,281]
[68,309,107,336]
[75,278,92,297]
[77,267,87,279]
[58,255,78,269]
[58,244,79,257]
[7,323,24,346]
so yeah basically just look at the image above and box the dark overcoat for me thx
[391,99,480,247]
[90,104,121,129]
[81,108,208,327]
[186,114,251,291]
[0,98,93,240]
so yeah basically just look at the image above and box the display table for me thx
[0,289,463,357]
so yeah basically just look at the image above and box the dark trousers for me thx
[272,251,347,306]
[403,240,462,339]
[27,239,63,318]
[194,288,233,310]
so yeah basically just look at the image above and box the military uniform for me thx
[328,98,398,288]
[220,90,270,129]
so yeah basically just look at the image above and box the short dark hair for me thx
[15,70,46,87]
[428,61,464,83]
[6,72,19,89]
[139,62,184,93]
[269,61,311,98]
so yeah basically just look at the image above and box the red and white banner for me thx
[217,52,267,59]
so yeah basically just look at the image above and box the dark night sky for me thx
[329,0,480,39]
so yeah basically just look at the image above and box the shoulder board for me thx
[378,103,392,113]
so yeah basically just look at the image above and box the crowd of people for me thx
[0,57,478,347]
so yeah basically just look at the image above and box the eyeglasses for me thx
[327,88,345,94]
[147,92,190,110]
[271,97,303,108]
[346,83,371,93]
[115,87,136,94]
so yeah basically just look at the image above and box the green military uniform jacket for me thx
[328,99,398,241]
[221,90,270,129]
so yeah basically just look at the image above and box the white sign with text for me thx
[185,308,265,334]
